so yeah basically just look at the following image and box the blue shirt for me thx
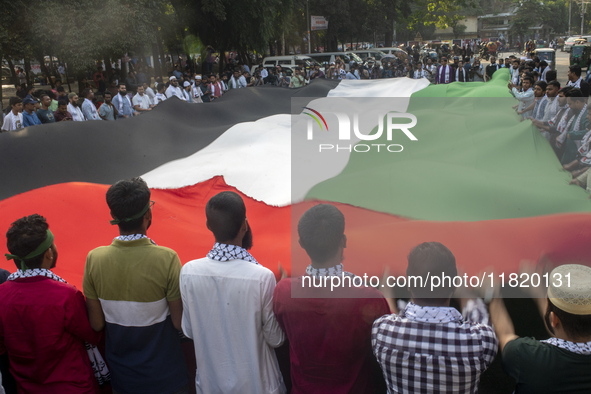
[22,111,42,127]
[112,94,134,118]
[81,99,100,121]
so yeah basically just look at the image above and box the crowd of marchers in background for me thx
[1,179,590,394]
[504,54,591,197]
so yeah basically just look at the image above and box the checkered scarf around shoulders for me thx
[7,268,111,385]
[207,242,260,265]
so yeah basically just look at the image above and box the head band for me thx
[110,201,152,225]
[5,229,54,271]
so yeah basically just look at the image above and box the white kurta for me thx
[512,87,535,119]
[165,84,186,100]
[180,257,286,394]
[132,93,151,109]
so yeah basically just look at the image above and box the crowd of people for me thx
[504,56,591,195]
[2,46,583,133]
[0,180,590,394]
[1,59,274,131]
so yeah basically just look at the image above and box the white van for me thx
[261,55,322,76]
[379,48,410,60]
[306,52,362,71]
[346,50,388,63]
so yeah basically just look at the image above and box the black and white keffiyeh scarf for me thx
[115,234,157,245]
[403,302,463,324]
[541,337,591,355]
[557,104,587,148]
[7,268,66,282]
[207,242,260,265]
[305,263,355,278]
[7,268,111,385]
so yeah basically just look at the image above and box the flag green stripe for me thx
[305,70,591,221]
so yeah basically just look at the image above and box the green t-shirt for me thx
[36,108,55,124]
[83,238,182,302]
[503,337,591,393]
[291,75,305,88]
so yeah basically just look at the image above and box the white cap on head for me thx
[548,264,591,315]
[169,76,177,80]
[183,81,191,87]
[195,75,202,80]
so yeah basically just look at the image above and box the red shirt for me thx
[54,110,73,122]
[273,277,390,394]
[0,276,101,393]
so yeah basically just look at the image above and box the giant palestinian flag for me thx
[1,69,590,292]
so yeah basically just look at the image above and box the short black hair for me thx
[545,70,557,82]
[569,65,582,77]
[298,204,345,263]
[535,81,547,91]
[106,177,151,232]
[57,99,69,107]
[9,96,22,107]
[83,88,93,98]
[205,192,246,243]
[548,80,560,89]
[523,76,534,84]
[407,242,457,299]
[569,88,584,98]
[103,91,112,97]
[546,298,591,340]
[6,214,50,270]
[539,60,548,68]
[39,93,50,101]
[560,86,574,96]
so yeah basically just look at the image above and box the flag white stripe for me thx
[142,79,430,206]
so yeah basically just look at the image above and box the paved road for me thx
[492,48,571,87]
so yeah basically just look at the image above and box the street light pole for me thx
[569,0,572,36]
[581,0,591,35]
[307,0,311,54]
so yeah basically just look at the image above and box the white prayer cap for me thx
[520,56,526,60]
[169,76,177,80]
[183,81,190,87]
[195,75,202,80]
[548,264,591,315]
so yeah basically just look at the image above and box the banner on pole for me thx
[311,16,328,31]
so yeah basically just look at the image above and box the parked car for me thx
[380,47,410,61]
[346,50,388,63]
[564,36,582,53]
[262,55,322,74]
[307,52,362,71]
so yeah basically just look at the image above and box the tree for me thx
[0,0,31,109]
[453,22,468,38]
